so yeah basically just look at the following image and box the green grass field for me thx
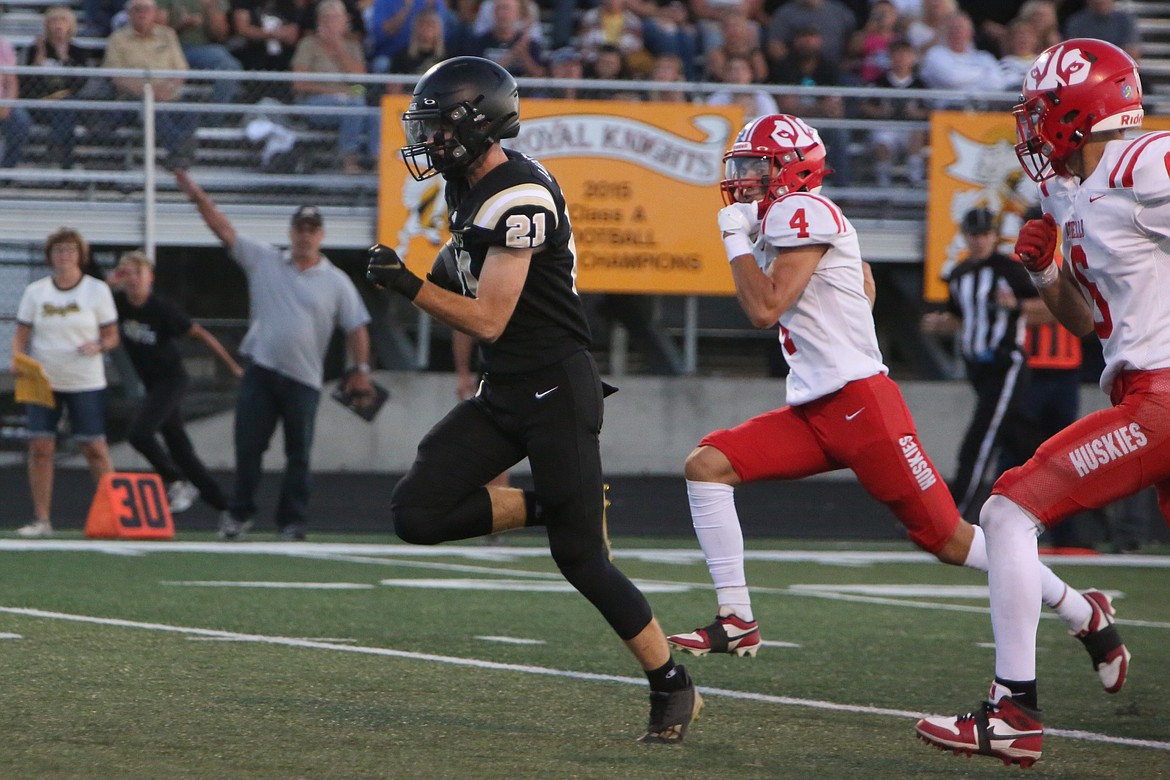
[2,534,1167,779]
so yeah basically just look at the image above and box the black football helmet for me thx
[400,56,521,181]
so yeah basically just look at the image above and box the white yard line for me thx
[161,581,375,589]
[1,605,1167,753]
[3,539,1170,568]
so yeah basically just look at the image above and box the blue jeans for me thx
[98,105,199,157]
[231,364,320,529]
[1,106,31,167]
[183,45,241,104]
[26,388,107,441]
[297,92,379,159]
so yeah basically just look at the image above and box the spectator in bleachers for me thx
[770,25,850,184]
[919,11,1005,105]
[158,0,243,104]
[389,7,445,76]
[689,0,765,57]
[291,0,378,173]
[82,0,122,37]
[444,0,480,55]
[10,228,117,538]
[543,45,585,98]
[628,0,699,81]
[229,0,303,92]
[858,37,927,188]
[101,0,201,168]
[959,0,1018,56]
[0,34,30,169]
[1064,0,1141,61]
[997,18,1041,91]
[581,43,640,100]
[25,8,101,99]
[703,11,767,82]
[849,0,898,83]
[299,0,367,45]
[473,0,545,45]
[705,53,778,120]
[647,51,690,102]
[24,7,98,169]
[369,0,452,73]
[467,0,546,77]
[765,0,856,66]
[904,0,955,53]
[577,0,651,74]
[1014,0,1061,50]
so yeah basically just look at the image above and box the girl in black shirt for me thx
[109,251,243,518]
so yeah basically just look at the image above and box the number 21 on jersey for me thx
[506,213,546,248]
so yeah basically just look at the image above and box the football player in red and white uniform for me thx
[916,39,1152,767]
[667,114,1118,688]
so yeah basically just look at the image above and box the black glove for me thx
[367,243,423,300]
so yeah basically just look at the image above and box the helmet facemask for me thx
[401,99,517,181]
[720,155,781,212]
[1013,92,1085,181]
[719,146,828,218]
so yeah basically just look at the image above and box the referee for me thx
[922,207,1047,518]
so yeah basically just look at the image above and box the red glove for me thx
[1014,213,1058,273]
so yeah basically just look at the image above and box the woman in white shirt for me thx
[10,228,118,537]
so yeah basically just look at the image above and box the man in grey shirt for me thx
[174,168,373,540]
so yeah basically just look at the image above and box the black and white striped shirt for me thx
[944,251,1037,364]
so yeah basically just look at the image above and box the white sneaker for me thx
[167,481,199,513]
[16,519,52,538]
[217,511,253,541]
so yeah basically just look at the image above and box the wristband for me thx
[1027,263,1059,288]
[722,233,754,263]
[395,273,424,301]
[355,363,371,374]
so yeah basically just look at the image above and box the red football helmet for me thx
[1014,38,1143,181]
[720,114,829,216]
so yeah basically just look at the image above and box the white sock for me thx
[966,523,1092,631]
[963,524,989,570]
[982,495,1043,682]
[686,479,753,622]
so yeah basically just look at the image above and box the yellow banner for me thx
[925,112,1170,302]
[378,97,742,295]
[924,111,1027,302]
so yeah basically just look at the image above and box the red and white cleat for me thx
[1074,589,1131,694]
[667,613,761,658]
[915,688,1043,768]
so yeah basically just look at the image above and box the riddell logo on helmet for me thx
[1120,112,1142,126]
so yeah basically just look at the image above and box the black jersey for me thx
[114,290,193,386]
[444,148,591,373]
[944,251,1037,364]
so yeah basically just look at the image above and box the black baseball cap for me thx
[960,207,996,235]
[291,205,324,228]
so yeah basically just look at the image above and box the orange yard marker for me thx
[85,473,175,540]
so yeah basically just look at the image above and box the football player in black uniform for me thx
[367,56,701,744]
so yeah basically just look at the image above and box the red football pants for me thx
[994,368,1170,527]
[700,373,961,553]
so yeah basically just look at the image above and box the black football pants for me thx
[392,350,654,640]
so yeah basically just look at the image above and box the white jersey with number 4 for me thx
[1040,132,1170,392]
[752,190,887,406]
